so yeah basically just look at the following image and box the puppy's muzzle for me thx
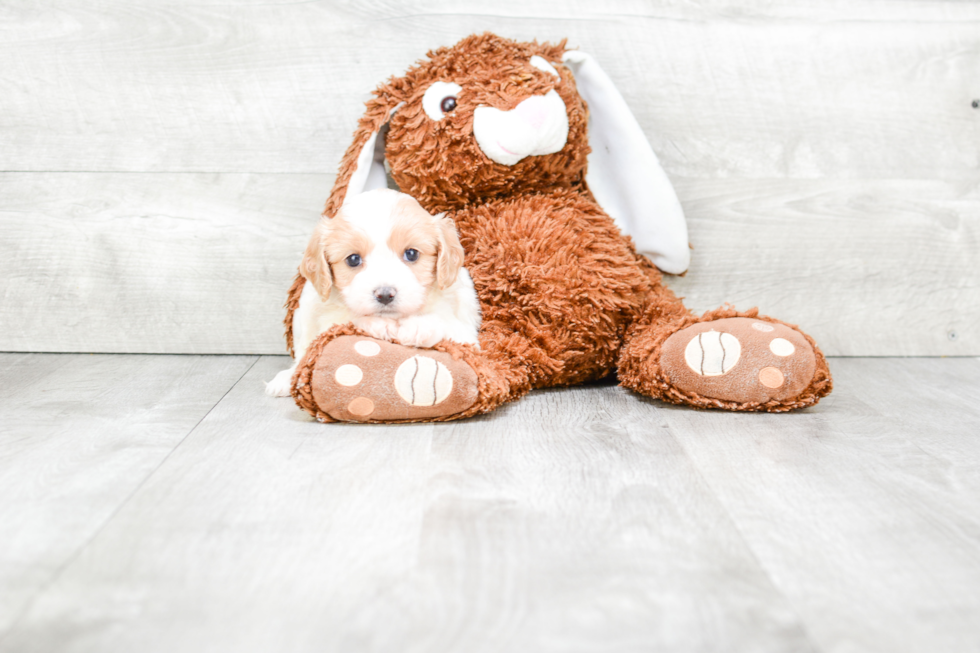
[374,286,397,305]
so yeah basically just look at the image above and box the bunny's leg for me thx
[618,284,833,411]
[289,323,533,424]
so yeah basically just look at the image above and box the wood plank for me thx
[0,172,330,354]
[0,353,256,638]
[0,356,815,653]
[0,2,976,179]
[668,178,980,357]
[1,172,975,356]
[660,357,980,653]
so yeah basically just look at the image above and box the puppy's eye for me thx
[345,254,362,268]
[422,81,463,121]
[403,248,420,263]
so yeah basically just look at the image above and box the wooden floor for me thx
[1,354,978,653]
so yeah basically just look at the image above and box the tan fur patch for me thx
[323,218,375,290]
[388,198,439,289]
[299,214,378,298]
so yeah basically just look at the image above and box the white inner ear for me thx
[422,82,462,121]
[343,102,404,206]
[562,50,690,275]
[529,55,559,77]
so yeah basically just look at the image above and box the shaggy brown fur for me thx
[618,306,832,411]
[284,33,832,420]
[291,324,521,423]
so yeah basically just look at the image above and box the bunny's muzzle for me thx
[472,90,569,166]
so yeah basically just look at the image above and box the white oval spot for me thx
[684,331,741,376]
[394,356,453,406]
[335,364,363,386]
[769,338,796,357]
[422,81,463,121]
[529,55,559,77]
[752,322,775,332]
[354,340,381,357]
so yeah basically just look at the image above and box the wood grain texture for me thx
[2,354,980,652]
[0,355,815,653]
[661,356,980,653]
[0,172,330,354]
[668,178,980,357]
[1,173,975,355]
[0,352,256,638]
[0,1,977,179]
[2,2,977,355]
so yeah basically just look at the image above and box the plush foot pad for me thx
[306,336,479,422]
[660,317,817,405]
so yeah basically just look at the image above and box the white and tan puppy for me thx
[266,189,481,397]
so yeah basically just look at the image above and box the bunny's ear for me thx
[562,51,690,275]
[323,98,404,218]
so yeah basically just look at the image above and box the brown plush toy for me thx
[283,33,832,423]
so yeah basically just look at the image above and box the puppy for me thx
[266,189,481,397]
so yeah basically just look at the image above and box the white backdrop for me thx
[1,0,977,355]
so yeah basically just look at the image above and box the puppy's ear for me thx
[323,89,406,219]
[299,221,334,300]
[434,213,465,290]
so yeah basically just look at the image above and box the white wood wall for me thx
[2,1,977,355]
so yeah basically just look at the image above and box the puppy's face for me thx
[301,189,464,318]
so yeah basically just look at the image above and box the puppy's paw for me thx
[396,318,443,348]
[265,366,296,397]
[356,316,398,341]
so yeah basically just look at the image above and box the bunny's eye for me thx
[423,81,463,121]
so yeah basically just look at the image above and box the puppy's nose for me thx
[374,286,396,305]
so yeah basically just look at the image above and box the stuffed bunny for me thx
[282,33,832,423]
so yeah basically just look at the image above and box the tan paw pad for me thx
[309,336,478,422]
[660,317,817,405]
[758,367,784,388]
[347,397,375,416]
